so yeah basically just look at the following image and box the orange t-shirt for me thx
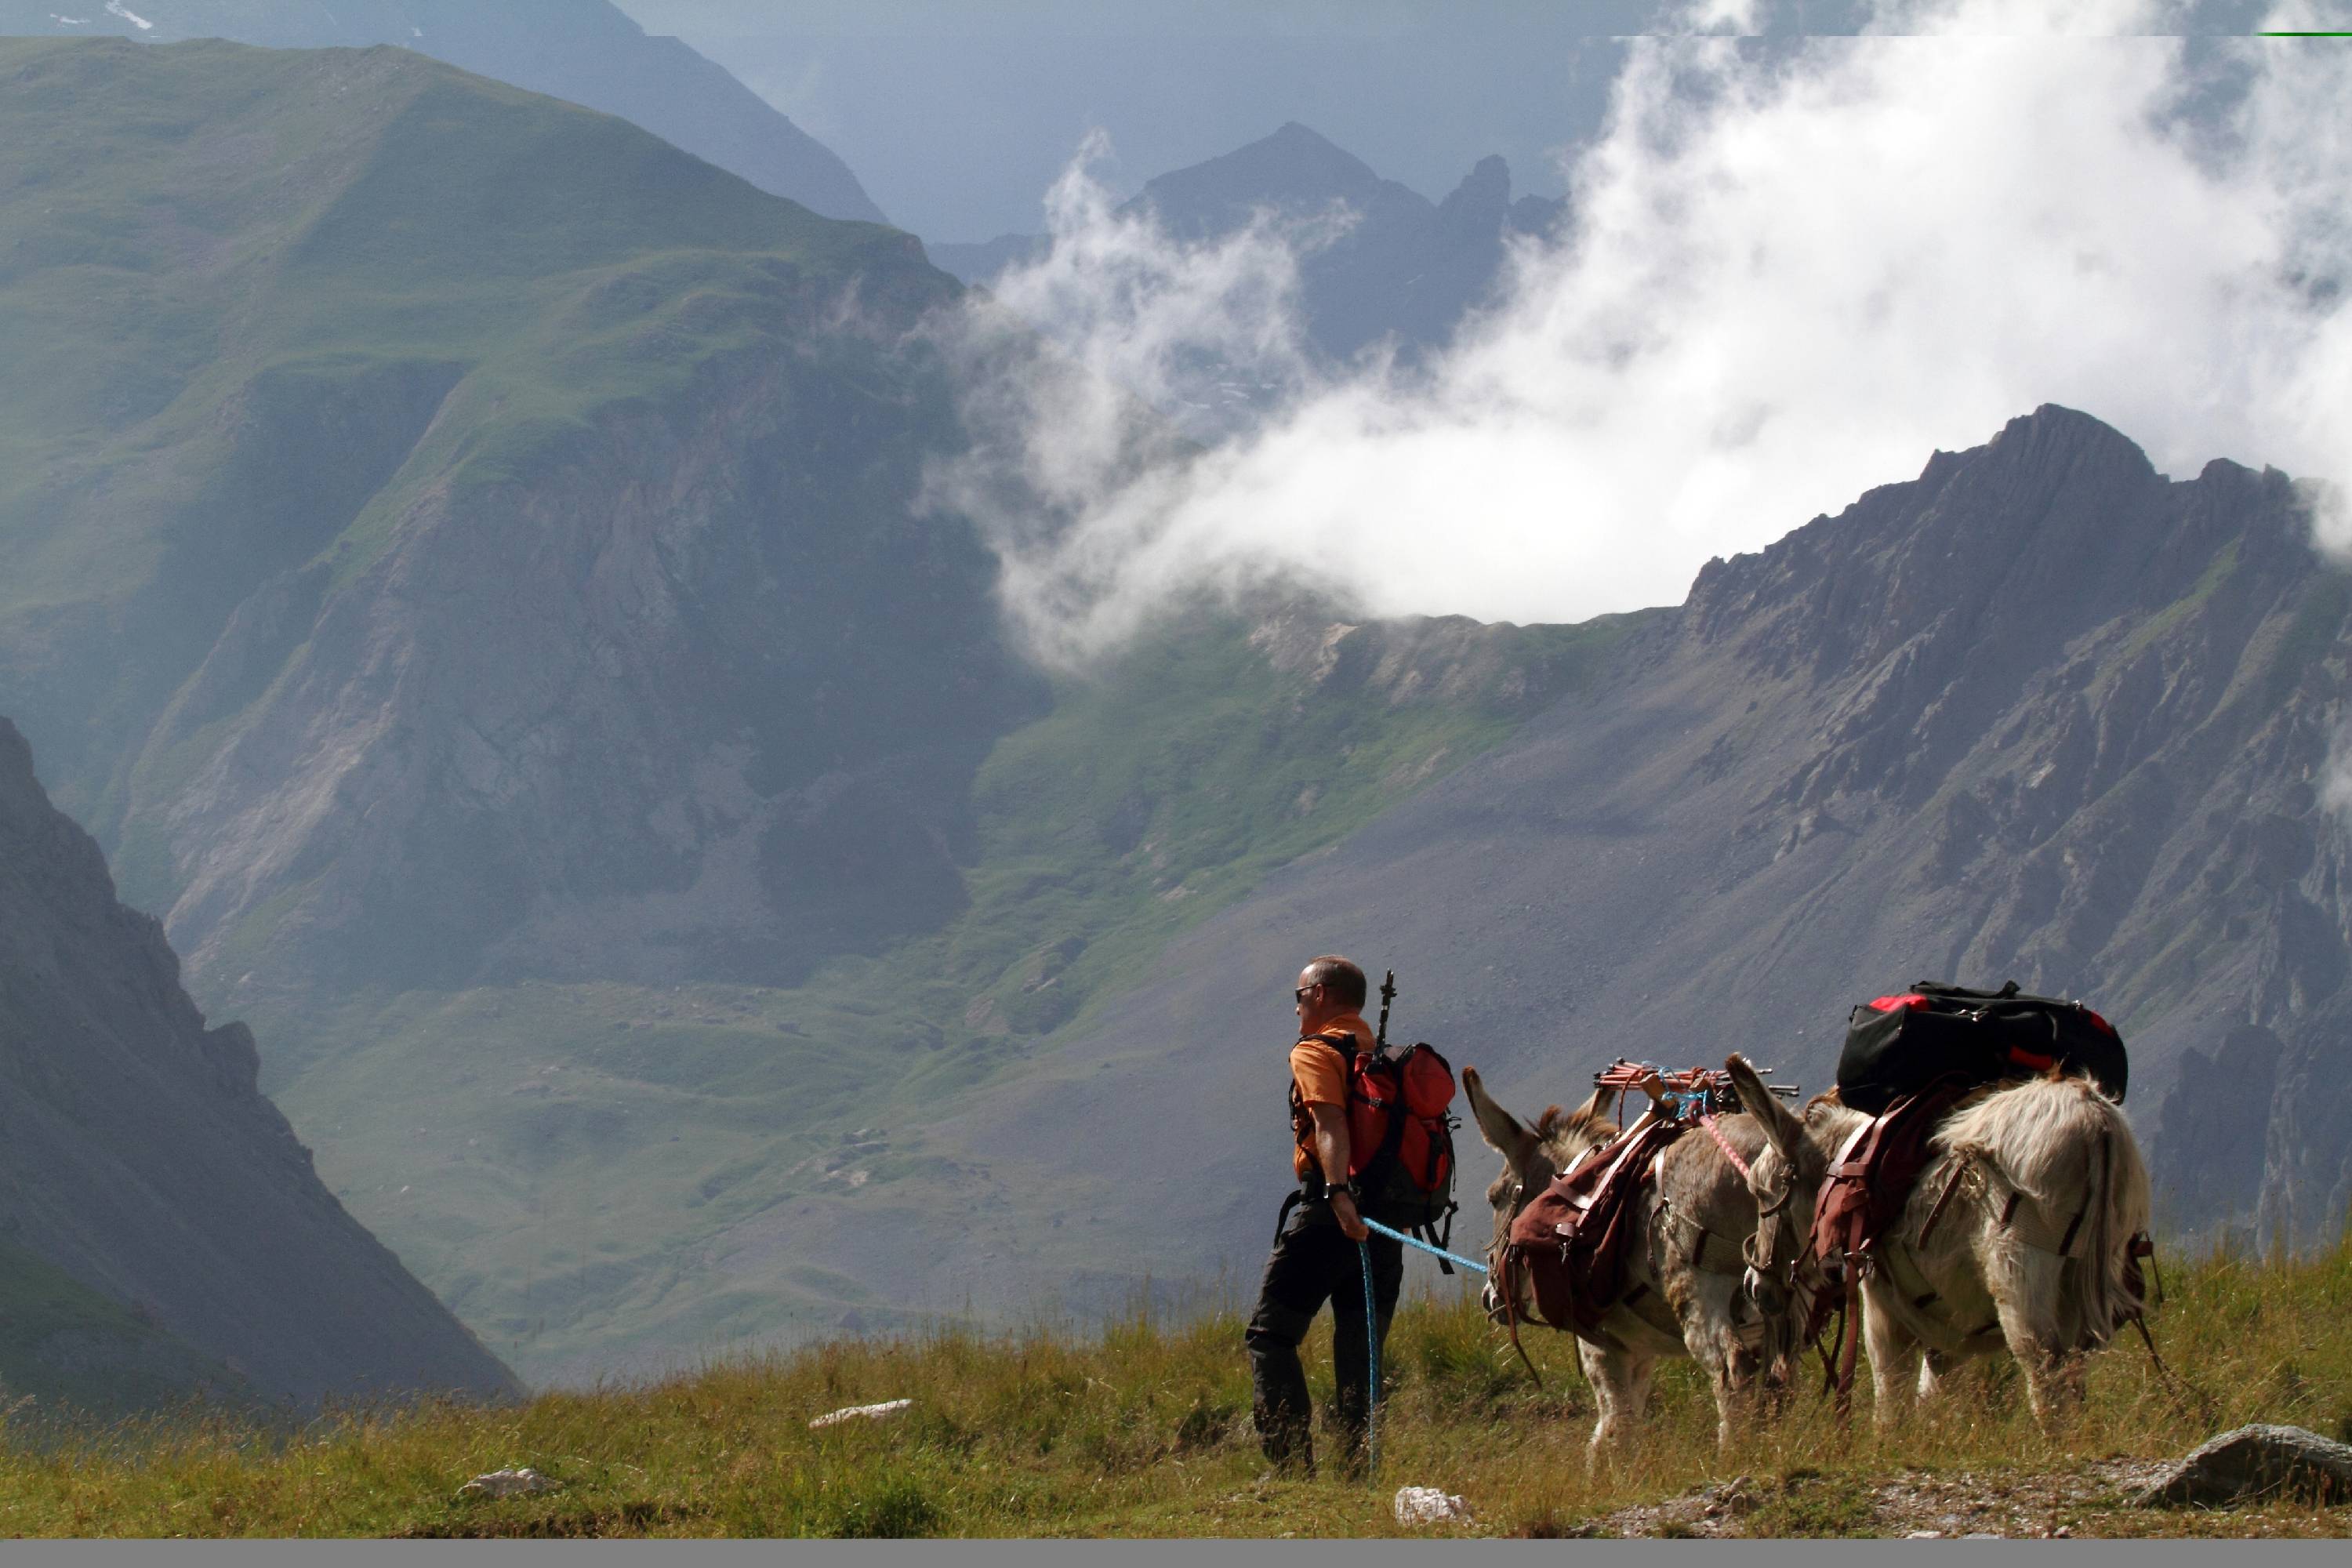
[1289,1011,1375,1181]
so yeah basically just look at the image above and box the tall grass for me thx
[2,1240,2348,1538]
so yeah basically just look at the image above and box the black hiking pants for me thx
[1245,1192,1403,1476]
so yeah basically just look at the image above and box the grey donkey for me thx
[1733,1069,2152,1433]
[1464,1057,1813,1457]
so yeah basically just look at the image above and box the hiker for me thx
[1244,954,1404,1479]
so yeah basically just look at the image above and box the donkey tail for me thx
[2065,1097,2153,1350]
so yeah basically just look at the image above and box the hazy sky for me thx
[608,2,1799,239]
[612,2,2284,241]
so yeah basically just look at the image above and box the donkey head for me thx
[1724,1054,1834,1373]
[1462,1065,1620,1319]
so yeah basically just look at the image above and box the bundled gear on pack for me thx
[1835,979,2128,1115]
[1287,972,1463,1269]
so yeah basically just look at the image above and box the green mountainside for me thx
[0,36,920,830]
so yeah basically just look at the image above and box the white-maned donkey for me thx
[1725,1066,2151,1432]
[1464,1058,1808,1457]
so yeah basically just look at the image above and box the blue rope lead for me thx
[1353,1219,1488,1483]
[1358,1238,1378,1481]
[1359,1215,1490,1275]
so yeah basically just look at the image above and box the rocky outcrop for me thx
[146,330,1041,996]
[0,718,519,1406]
[2131,1425,2352,1508]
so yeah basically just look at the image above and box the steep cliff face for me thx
[0,718,518,1406]
[906,406,2352,1315]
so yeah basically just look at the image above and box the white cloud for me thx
[938,1,2352,664]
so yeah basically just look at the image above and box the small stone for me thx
[808,1397,913,1429]
[1395,1486,1474,1526]
[1907,1530,1943,1539]
[457,1468,560,1500]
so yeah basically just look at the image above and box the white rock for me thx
[809,1397,913,1429]
[457,1468,561,1500]
[1394,1486,1472,1526]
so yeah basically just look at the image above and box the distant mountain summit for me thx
[0,716,519,1406]
[0,0,889,223]
[1130,121,1414,240]
[929,122,1564,365]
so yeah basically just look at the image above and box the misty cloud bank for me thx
[931,2,2352,666]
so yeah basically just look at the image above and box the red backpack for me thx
[1326,1031,1462,1267]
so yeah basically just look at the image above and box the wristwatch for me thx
[1327,1180,1361,1202]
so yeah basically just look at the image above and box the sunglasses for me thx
[1294,985,1321,1004]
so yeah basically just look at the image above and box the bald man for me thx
[1243,954,1404,1479]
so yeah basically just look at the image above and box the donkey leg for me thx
[1577,1340,1657,1465]
[1860,1280,1922,1432]
[1916,1345,1955,1405]
[1984,1248,2071,1432]
[1676,1285,1752,1452]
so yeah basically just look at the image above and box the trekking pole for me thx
[1359,1238,1380,1482]
[1375,971,1396,1050]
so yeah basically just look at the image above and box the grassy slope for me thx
[0,1242,2346,1538]
[255,608,1644,1383]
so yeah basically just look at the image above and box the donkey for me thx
[1726,1067,2151,1432]
[1464,1058,1804,1456]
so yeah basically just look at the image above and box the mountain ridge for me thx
[0,0,888,223]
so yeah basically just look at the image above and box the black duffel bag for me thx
[1836,979,2127,1114]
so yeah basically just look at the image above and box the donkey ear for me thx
[1462,1066,1541,1174]
[1726,1054,1806,1170]
[1570,1084,1619,1127]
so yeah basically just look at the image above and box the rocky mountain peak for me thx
[1131,120,1428,241]
[1436,154,1512,238]
[1683,405,2300,689]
